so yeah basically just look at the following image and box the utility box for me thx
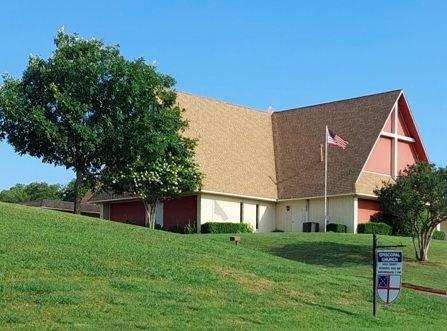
[303,222,320,232]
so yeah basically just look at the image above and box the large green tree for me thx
[59,179,90,202]
[0,184,30,203]
[0,182,62,203]
[375,162,447,261]
[99,60,202,229]
[0,30,126,213]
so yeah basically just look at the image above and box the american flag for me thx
[327,127,349,149]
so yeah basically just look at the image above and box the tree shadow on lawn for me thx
[268,241,371,267]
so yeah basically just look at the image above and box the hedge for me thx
[433,231,445,240]
[326,223,347,233]
[357,222,392,235]
[201,222,253,234]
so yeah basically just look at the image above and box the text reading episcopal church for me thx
[90,89,428,232]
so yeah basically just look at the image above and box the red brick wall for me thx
[358,199,381,224]
[110,201,146,226]
[163,195,197,230]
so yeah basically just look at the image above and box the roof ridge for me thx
[176,90,268,114]
[277,89,402,114]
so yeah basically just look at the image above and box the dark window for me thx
[240,202,244,223]
[255,204,260,230]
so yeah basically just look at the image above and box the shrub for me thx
[357,222,392,235]
[326,223,347,233]
[371,213,412,237]
[432,231,445,240]
[184,223,197,234]
[201,222,253,234]
[165,225,183,233]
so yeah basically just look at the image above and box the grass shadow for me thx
[268,241,371,267]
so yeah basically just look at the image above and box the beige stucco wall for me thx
[356,172,393,196]
[275,200,307,232]
[440,221,447,235]
[199,193,276,232]
[276,196,356,233]
[100,203,110,219]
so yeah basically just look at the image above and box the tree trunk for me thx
[143,200,157,229]
[419,246,428,261]
[73,169,82,215]
[412,235,420,261]
[416,229,433,262]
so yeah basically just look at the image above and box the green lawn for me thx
[0,202,445,329]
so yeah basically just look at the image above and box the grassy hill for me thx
[0,202,445,329]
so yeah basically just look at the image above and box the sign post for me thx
[372,234,405,317]
[372,234,377,316]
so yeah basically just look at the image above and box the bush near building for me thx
[357,222,392,235]
[201,222,253,234]
[432,231,445,241]
[326,223,347,233]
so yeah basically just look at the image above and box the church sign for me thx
[376,250,403,304]
[372,234,405,316]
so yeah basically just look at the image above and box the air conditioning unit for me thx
[302,222,320,232]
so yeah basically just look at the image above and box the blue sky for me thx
[1,1,446,189]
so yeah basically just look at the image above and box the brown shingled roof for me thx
[177,91,278,199]
[90,91,278,202]
[25,199,100,214]
[272,90,402,199]
[90,89,403,203]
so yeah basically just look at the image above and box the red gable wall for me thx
[364,137,392,175]
[363,94,426,177]
[398,141,417,174]
[383,114,393,133]
[397,111,409,136]
[358,93,428,228]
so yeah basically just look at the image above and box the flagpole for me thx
[324,125,328,232]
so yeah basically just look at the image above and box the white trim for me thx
[396,104,412,137]
[362,170,393,177]
[277,192,355,202]
[392,105,398,179]
[91,196,141,204]
[397,135,415,143]
[353,197,358,233]
[324,125,329,232]
[380,131,415,142]
[90,192,198,204]
[95,191,361,204]
[399,93,430,161]
[199,190,277,202]
[196,193,201,233]
[356,193,378,199]
[355,92,402,184]
[305,199,310,222]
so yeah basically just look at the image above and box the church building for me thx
[90,89,428,233]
